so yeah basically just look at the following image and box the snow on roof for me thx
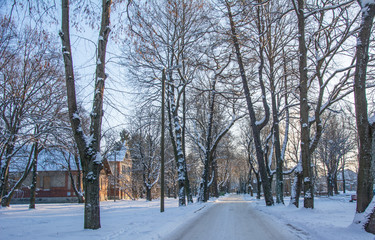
[9,144,130,173]
[9,146,78,172]
[336,169,357,181]
[106,148,128,162]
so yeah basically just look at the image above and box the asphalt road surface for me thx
[164,195,298,240]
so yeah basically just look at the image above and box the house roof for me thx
[106,148,128,162]
[9,147,78,172]
[9,146,113,175]
[336,169,357,181]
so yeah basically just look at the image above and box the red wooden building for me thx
[10,160,112,203]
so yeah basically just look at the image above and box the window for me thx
[67,175,71,190]
[37,176,41,188]
[43,176,51,190]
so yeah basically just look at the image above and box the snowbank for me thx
[247,192,374,240]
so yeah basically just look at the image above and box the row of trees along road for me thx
[0,0,375,234]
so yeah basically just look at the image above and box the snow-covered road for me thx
[164,195,298,240]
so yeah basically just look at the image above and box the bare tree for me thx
[0,23,64,206]
[316,115,355,196]
[256,0,295,205]
[291,0,358,209]
[126,0,211,206]
[186,44,242,202]
[224,0,274,206]
[128,108,161,201]
[59,0,111,229]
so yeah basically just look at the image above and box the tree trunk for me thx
[198,73,216,202]
[212,158,219,198]
[68,171,84,203]
[333,174,339,195]
[198,166,208,202]
[0,141,15,205]
[60,0,111,229]
[174,184,177,199]
[273,102,284,204]
[166,70,187,206]
[184,163,193,204]
[267,20,284,204]
[1,144,34,207]
[146,186,152,201]
[29,144,40,209]
[248,169,253,197]
[168,74,186,206]
[342,166,346,194]
[199,116,214,202]
[294,0,314,209]
[290,166,303,208]
[68,153,84,203]
[355,2,375,213]
[82,163,101,229]
[256,174,262,200]
[182,81,193,205]
[274,110,284,204]
[0,164,10,206]
[327,173,333,197]
[353,1,375,233]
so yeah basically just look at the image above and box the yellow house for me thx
[107,149,133,200]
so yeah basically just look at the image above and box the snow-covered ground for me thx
[249,192,374,240]
[0,193,374,240]
[0,198,215,240]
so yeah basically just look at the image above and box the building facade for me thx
[10,158,119,203]
[107,150,133,200]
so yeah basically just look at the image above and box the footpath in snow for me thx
[0,193,374,240]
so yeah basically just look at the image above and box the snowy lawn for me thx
[248,192,374,240]
[0,198,214,240]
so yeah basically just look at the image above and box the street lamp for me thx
[160,69,166,213]
[114,152,117,202]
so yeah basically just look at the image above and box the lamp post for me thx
[160,69,166,213]
[114,152,117,202]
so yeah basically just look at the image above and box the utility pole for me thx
[114,152,117,202]
[160,69,166,212]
